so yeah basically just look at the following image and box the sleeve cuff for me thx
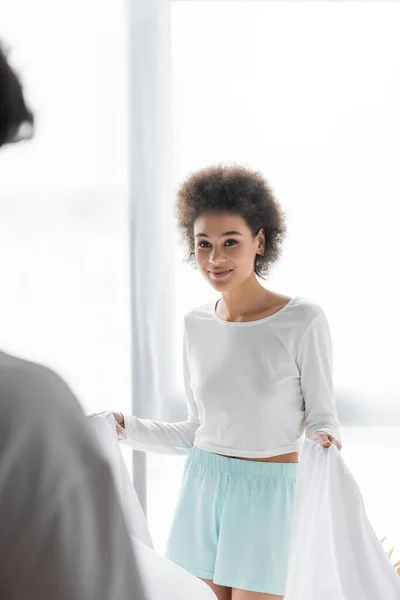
[119,412,134,443]
[306,422,341,442]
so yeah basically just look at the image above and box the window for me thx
[0,1,131,422]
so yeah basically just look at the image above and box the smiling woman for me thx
[119,160,342,599]
[176,164,287,280]
[146,3,400,597]
[194,214,264,287]
[195,230,238,279]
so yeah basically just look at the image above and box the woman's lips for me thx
[208,269,233,279]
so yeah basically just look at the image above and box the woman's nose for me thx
[209,247,226,264]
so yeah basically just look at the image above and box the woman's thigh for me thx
[201,579,231,600]
[231,589,282,600]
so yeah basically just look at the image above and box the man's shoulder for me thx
[0,351,98,471]
[0,350,67,385]
[0,351,82,421]
[0,351,107,502]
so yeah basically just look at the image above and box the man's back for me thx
[0,351,146,599]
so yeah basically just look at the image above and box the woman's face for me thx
[194,212,264,292]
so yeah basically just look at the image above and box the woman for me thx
[113,164,342,600]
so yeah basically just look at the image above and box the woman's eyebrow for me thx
[221,231,242,237]
[195,231,242,238]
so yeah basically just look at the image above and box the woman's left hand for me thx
[311,430,342,452]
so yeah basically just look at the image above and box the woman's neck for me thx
[218,275,274,322]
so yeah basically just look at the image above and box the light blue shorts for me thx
[165,446,298,595]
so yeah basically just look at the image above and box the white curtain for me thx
[127,0,180,509]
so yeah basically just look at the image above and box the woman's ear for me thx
[257,228,265,256]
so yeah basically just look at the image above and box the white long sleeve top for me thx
[122,296,341,458]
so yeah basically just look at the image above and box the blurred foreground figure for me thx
[0,43,147,600]
[0,43,33,144]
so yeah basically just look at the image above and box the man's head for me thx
[0,42,34,148]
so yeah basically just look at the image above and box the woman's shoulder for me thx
[288,296,332,341]
[183,300,216,324]
[268,296,328,341]
[292,295,326,320]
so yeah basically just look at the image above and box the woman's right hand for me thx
[113,412,125,436]
[90,411,125,435]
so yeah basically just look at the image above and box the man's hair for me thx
[0,43,33,147]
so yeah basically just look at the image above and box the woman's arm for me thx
[120,329,200,455]
[296,309,342,445]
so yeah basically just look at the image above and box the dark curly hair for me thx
[175,163,287,278]
[0,43,34,147]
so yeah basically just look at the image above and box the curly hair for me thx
[175,163,287,278]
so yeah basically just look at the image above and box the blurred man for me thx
[0,42,147,600]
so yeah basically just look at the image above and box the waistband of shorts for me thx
[189,446,298,478]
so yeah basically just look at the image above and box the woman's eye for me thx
[197,239,238,249]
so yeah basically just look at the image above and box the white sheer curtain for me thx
[127,0,177,509]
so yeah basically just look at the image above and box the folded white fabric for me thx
[90,413,216,600]
[91,415,399,598]
[132,537,217,600]
[91,413,153,548]
[284,439,400,599]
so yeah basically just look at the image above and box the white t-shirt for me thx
[0,351,147,600]
[122,296,341,458]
